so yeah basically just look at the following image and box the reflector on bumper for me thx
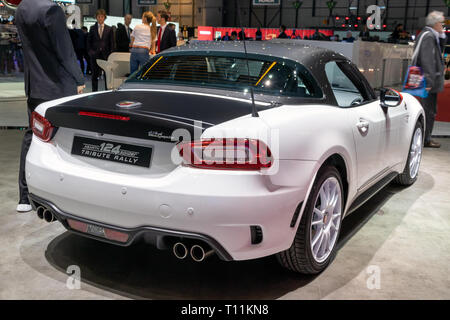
[67,219,129,243]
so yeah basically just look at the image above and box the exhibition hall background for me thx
[1,0,449,126]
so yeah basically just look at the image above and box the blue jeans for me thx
[130,48,150,74]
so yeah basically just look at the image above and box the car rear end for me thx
[25,90,307,261]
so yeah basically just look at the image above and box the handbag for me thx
[402,31,430,98]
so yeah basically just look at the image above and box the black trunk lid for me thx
[45,90,269,142]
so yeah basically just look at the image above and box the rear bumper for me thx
[29,193,233,261]
[26,136,311,260]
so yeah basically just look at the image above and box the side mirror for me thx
[379,88,403,108]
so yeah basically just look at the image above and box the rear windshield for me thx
[127,54,323,98]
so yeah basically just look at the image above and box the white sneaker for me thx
[17,204,32,213]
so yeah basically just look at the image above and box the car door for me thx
[341,61,409,170]
[325,60,388,191]
[382,95,410,167]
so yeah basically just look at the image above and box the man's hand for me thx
[77,85,86,94]
[426,87,432,92]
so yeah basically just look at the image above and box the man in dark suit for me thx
[15,0,85,212]
[255,28,262,41]
[72,27,87,74]
[116,14,133,52]
[222,32,231,41]
[156,11,177,54]
[81,26,91,74]
[415,11,447,148]
[359,25,371,41]
[277,25,288,39]
[87,9,114,91]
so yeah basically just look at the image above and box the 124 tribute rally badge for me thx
[71,136,152,168]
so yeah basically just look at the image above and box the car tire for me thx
[394,121,424,186]
[276,166,344,274]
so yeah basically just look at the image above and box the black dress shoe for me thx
[424,140,441,148]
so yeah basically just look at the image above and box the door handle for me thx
[357,119,370,135]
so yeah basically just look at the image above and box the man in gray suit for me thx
[15,0,85,212]
[415,11,446,148]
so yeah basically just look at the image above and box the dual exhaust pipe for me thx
[36,206,56,223]
[173,242,215,262]
[37,206,212,261]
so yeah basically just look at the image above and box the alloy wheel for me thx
[409,127,423,179]
[310,177,342,263]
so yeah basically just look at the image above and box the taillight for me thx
[31,112,54,142]
[177,138,272,170]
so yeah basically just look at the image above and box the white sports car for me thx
[26,41,424,274]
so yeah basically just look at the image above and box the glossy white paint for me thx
[26,90,424,261]
[349,100,390,189]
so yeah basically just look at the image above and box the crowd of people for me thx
[389,23,412,43]
[1,7,179,79]
[214,22,445,45]
[216,26,364,43]
[66,9,177,91]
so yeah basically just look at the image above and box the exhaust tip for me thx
[36,206,45,219]
[43,209,55,223]
[190,244,215,262]
[173,242,188,259]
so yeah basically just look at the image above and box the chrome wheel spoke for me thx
[312,208,324,226]
[316,233,324,256]
[327,182,332,201]
[312,230,324,256]
[313,207,324,219]
[329,232,337,248]
[320,232,329,256]
[330,189,339,209]
[331,213,341,231]
[325,181,331,203]
[319,189,328,209]
[312,228,323,247]
[325,231,331,250]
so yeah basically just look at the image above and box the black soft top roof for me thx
[162,39,348,68]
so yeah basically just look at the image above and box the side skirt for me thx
[346,172,398,216]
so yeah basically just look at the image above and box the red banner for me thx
[198,26,334,41]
